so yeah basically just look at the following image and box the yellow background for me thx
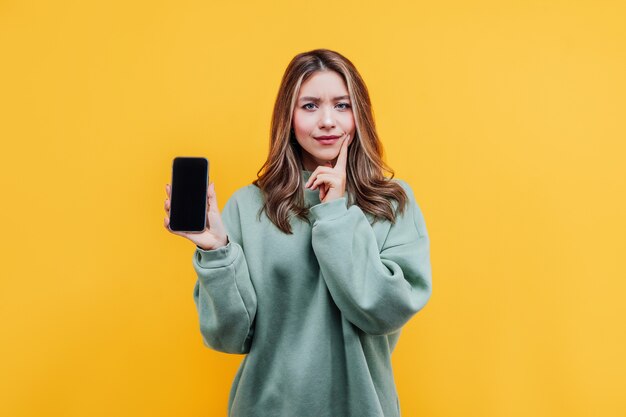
[1,0,625,416]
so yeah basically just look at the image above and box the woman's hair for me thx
[252,48,409,234]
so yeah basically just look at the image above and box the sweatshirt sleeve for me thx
[309,179,432,336]
[191,190,257,354]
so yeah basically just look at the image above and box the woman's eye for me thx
[302,102,351,110]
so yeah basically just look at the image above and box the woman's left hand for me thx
[305,134,353,203]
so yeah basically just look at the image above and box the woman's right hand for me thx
[164,181,229,251]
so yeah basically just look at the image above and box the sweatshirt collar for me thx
[302,169,320,206]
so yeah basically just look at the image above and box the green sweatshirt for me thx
[192,169,432,417]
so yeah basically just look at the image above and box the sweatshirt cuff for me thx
[195,239,237,269]
[309,197,348,223]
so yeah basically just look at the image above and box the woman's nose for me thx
[319,107,336,128]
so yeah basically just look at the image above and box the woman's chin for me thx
[312,148,340,159]
[314,155,339,166]
[301,146,340,166]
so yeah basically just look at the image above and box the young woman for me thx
[164,48,432,417]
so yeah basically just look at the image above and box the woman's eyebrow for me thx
[299,95,350,102]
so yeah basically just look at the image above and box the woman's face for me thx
[292,70,355,171]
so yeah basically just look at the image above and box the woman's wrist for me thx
[197,236,229,251]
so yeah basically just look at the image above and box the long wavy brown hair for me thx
[252,48,409,234]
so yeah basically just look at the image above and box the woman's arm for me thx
[192,191,257,354]
[309,179,432,336]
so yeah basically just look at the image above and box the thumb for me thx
[207,182,219,213]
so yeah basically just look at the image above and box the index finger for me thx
[333,134,351,171]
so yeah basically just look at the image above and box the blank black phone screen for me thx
[169,157,209,232]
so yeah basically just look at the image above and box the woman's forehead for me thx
[298,71,349,98]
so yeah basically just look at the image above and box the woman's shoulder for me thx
[383,176,416,200]
[226,183,263,207]
[383,177,428,237]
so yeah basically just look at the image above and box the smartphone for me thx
[168,157,209,232]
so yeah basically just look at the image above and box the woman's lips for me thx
[314,135,341,145]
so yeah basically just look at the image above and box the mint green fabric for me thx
[192,169,432,417]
